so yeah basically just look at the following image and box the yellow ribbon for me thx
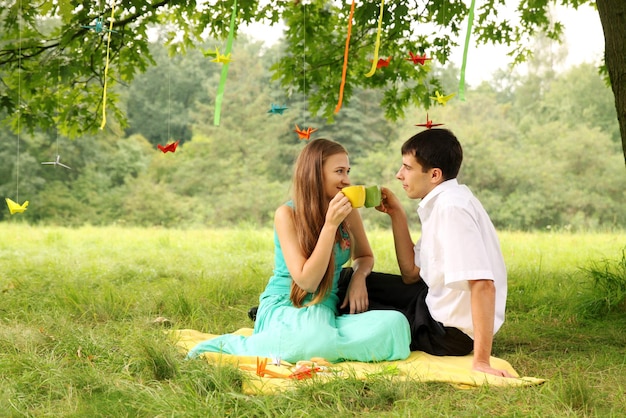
[365,0,385,78]
[100,4,115,129]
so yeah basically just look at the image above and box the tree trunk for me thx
[596,0,626,167]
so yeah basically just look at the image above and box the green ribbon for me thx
[458,0,475,101]
[214,0,237,126]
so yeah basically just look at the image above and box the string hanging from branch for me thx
[42,65,71,169]
[294,3,316,141]
[5,0,28,215]
[157,53,179,153]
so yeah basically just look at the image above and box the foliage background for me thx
[1,34,624,230]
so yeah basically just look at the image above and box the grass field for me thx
[1,224,625,417]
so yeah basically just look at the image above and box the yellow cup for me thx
[342,185,366,208]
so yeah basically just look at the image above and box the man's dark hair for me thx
[401,128,463,180]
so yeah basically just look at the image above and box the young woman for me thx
[187,139,411,363]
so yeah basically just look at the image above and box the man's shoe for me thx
[248,306,258,321]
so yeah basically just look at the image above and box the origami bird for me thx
[375,56,392,69]
[210,47,232,64]
[5,198,29,215]
[41,155,71,169]
[157,140,180,153]
[81,17,117,33]
[430,90,456,106]
[415,113,444,129]
[406,51,432,65]
[294,125,317,140]
[268,104,288,115]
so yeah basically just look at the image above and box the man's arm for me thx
[468,279,513,377]
[377,187,421,284]
[389,209,421,284]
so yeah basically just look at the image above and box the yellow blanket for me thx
[172,328,544,394]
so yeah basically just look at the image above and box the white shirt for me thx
[414,179,507,338]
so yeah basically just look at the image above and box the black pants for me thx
[337,267,473,356]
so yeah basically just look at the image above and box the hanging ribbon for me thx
[334,0,356,114]
[214,0,237,126]
[458,0,476,101]
[100,3,115,129]
[365,0,385,78]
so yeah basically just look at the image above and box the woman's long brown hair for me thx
[289,139,348,308]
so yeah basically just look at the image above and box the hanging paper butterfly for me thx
[5,198,29,215]
[430,90,456,106]
[294,125,317,140]
[268,104,288,115]
[157,140,179,153]
[41,155,71,169]
[406,52,432,65]
[415,113,444,129]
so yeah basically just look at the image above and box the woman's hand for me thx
[326,192,353,227]
[339,275,369,314]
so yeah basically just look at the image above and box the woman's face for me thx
[322,152,351,200]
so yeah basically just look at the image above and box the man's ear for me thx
[430,167,444,184]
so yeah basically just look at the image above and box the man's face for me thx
[396,153,437,199]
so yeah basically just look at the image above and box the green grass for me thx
[1,224,625,417]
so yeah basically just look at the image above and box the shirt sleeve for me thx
[414,237,422,269]
[439,204,495,291]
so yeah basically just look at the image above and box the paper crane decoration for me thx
[210,47,232,64]
[5,198,29,215]
[81,17,117,34]
[375,56,392,69]
[157,140,180,153]
[41,155,71,169]
[406,52,432,65]
[268,104,288,115]
[430,90,456,106]
[294,125,317,140]
[415,113,444,129]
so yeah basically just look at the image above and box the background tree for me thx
[1,40,623,228]
[1,0,625,165]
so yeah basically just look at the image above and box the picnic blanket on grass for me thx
[172,328,544,394]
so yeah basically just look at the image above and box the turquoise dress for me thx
[187,204,411,363]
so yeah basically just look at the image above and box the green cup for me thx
[364,185,381,208]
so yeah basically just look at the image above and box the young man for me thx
[376,128,512,377]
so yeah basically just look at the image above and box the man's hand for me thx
[375,187,403,216]
[472,360,515,378]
